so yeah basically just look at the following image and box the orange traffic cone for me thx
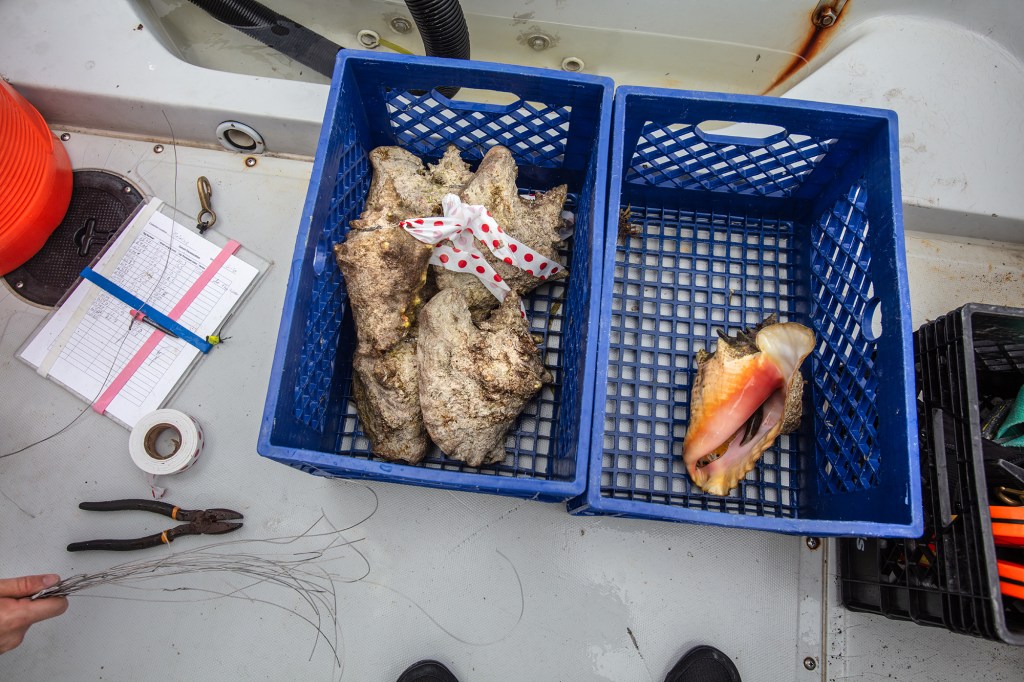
[0,80,73,275]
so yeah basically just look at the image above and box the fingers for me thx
[13,596,69,624]
[0,576,68,656]
[0,596,69,655]
[0,575,60,599]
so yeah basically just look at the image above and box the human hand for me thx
[0,575,69,654]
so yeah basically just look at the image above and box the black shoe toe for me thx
[665,645,741,682]
[396,660,459,682]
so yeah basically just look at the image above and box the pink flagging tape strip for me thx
[92,330,165,415]
[166,240,242,319]
[92,239,241,415]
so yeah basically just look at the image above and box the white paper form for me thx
[20,202,258,428]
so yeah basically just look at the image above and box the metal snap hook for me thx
[196,176,217,234]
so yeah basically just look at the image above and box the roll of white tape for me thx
[129,409,204,476]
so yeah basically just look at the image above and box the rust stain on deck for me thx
[763,1,850,94]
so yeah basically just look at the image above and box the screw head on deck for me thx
[813,7,838,28]
[528,34,551,51]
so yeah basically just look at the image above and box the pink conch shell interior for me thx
[689,391,785,496]
[684,322,814,496]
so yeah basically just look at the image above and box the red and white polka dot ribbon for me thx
[400,194,564,311]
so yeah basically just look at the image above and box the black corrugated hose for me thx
[186,0,470,96]
[186,0,343,79]
[404,0,471,62]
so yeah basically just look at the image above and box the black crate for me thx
[840,304,1024,644]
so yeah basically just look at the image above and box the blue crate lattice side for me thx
[294,109,370,431]
[809,179,882,494]
[552,147,599,479]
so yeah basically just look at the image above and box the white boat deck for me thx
[2,2,1024,679]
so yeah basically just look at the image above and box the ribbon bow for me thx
[400,194,564,311]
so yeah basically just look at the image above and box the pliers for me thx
[67,499,243,552]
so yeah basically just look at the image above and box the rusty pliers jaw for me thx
[187,508,244,535]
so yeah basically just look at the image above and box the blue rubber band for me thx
[80,268,212,353]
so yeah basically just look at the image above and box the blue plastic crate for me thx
[258,52,612,501]
[568,87,922,536]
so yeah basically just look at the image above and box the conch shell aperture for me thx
[682,315,815,496]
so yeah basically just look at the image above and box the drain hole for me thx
[216,121,266,154]
[224,128,257,151]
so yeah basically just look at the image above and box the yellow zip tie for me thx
[378,38,413,55]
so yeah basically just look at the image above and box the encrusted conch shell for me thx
[683,315,815,496]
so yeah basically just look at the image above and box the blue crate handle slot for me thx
[428,88,526,115]
[862,297,883,342]
[693,120,789,147]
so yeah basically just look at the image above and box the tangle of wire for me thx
[26,484,528,673]
[0,111,182,460]
[33,491,380,672]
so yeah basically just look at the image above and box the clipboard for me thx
[18,198,270,429]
